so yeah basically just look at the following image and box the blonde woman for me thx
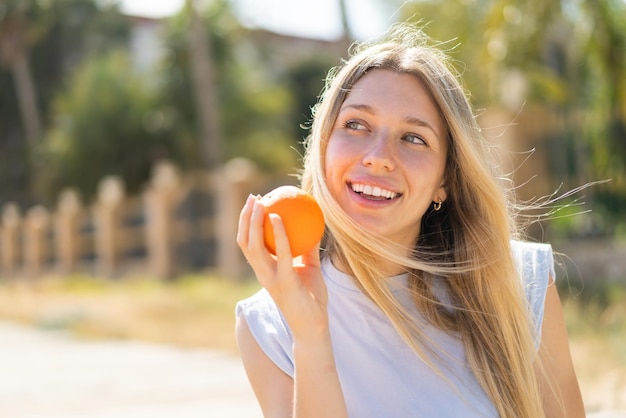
[236,24,584,418]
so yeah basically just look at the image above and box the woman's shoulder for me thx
[510,239,555,347]
[510,239,555,285]
[236,287,275,315]
[510,239,553,253]
[235,289,295,376]
[235,288,290,337]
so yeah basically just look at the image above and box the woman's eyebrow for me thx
[403,115,438,136]
[341,103,375,115]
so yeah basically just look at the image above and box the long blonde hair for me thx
[300,24,545,417]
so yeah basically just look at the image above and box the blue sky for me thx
[119,0,396,41]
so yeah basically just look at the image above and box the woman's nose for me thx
[362,134,395,171]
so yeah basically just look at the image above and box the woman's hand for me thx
[236,194,329,340]
[237,194,348,417]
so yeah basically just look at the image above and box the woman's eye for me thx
[404,134,426,145]
[345,120,366,130]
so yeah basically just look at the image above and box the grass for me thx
[0,272,624,411]
[0,272,261,353]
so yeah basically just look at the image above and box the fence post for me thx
[215,158,259,280]
[144,161,184,279]
[55,188,82,275]
[23,205,50,278]
[94,176,125,278]
[1,203,22,277]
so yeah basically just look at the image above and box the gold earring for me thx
[433,199,443,211]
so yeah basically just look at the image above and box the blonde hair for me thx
[300,24,545,417]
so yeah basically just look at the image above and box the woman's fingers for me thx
[237,196,275,284]
[248,199,266,254]
[239,199,296,289]
[236,194,256,250]
[270,212,294,265]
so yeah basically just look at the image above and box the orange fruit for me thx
[260,185,325,257]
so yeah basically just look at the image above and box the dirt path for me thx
[2,320,624,417]
[0,321,262,418]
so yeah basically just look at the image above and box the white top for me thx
[236,240,554,417]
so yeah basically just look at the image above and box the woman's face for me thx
[324,69,448,248]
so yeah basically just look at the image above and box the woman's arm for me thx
[236,195,349,418]
[236,316,348,418]
[537,282,586,417]
[236,316,293,418]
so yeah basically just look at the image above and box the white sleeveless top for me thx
[236,240,554,417]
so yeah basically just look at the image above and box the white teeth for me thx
[351,183,398,199]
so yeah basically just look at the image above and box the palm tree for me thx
[337,0,352,42]
[0,3,42,146]
[186,0,222,170]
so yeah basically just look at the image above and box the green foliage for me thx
[7,0,622,228]
[284,56,338,151]
[27,0,311,203]
[215,54,298,173]
[0,0,131,206]
[34,50,187,202]
[399,0,626,231]
[159,0,300,175]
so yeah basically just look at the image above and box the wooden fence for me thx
[4,157,620,285]
[0,158,263,280]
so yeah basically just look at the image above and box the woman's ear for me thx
[434,184,447,204]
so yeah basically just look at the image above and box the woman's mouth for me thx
[349,182,401,200]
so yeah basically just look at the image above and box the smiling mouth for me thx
[350,183,401,200]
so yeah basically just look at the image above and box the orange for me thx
[260,185,325,257]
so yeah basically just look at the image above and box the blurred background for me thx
[0,0,624,415]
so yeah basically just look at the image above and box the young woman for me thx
[236,24,585,418]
